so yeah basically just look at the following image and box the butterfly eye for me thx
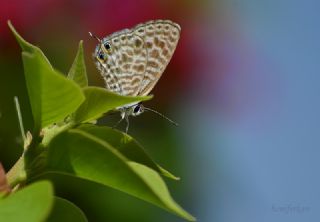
[133,105,140,113]
[104,42,111,50]
[98,52,105,60]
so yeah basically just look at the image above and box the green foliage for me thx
[74,87,152,123]
[47,197,88,222]
[3,21,196,222]
[21,51,85,131]
[43,129,192,220]
[78,124,180,180]
[0,181,54,222]
[67,41,88,88]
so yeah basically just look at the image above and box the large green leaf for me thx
[78,124,179,180]
[74,87,152,123]
[43,129,195,221]
[22,51,85,130]
[37,173,160,222]
[8,21,85,131]
[0,181,54,222]
[67,41,88,88]
[47,197,88,222]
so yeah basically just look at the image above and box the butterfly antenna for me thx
[88,32,101,42]
[144,107,179,126]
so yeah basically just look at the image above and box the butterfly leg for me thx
[125,115,130,134]
[112,110,125,130]
[112,117,124,130]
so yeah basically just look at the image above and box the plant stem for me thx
[6,155,26,189]
[14,96,26,143]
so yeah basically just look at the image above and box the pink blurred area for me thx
[1,1,197,82]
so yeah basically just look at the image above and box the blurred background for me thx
[1,0,320,221]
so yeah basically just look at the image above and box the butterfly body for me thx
[91,20,181,131]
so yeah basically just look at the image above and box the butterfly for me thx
[90,20,181,132]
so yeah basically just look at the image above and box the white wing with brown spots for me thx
[94,30,147,96]
[133,20,181,96]
[93,20,180,96]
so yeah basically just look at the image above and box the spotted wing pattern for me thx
[94,31,147,96]
[133,20,181,96]
[93,20,180,96]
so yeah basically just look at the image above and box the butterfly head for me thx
[89,32,113,64]
[95,41,113,63]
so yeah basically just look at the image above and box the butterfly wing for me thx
[94,20,180,97]
[94,30,148,96]
[132,20,181,96]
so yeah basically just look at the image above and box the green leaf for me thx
[128,162,193,219]
[36,174,159,222]
[47,197,88,222]
[67,41,88,88]
[9,20,85,131]
[44,129,195,221]
[78,124,180,180]
[0,181,54,222]
[74,87,152,123]
[22,51,85,130]
[8,20,53,69]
